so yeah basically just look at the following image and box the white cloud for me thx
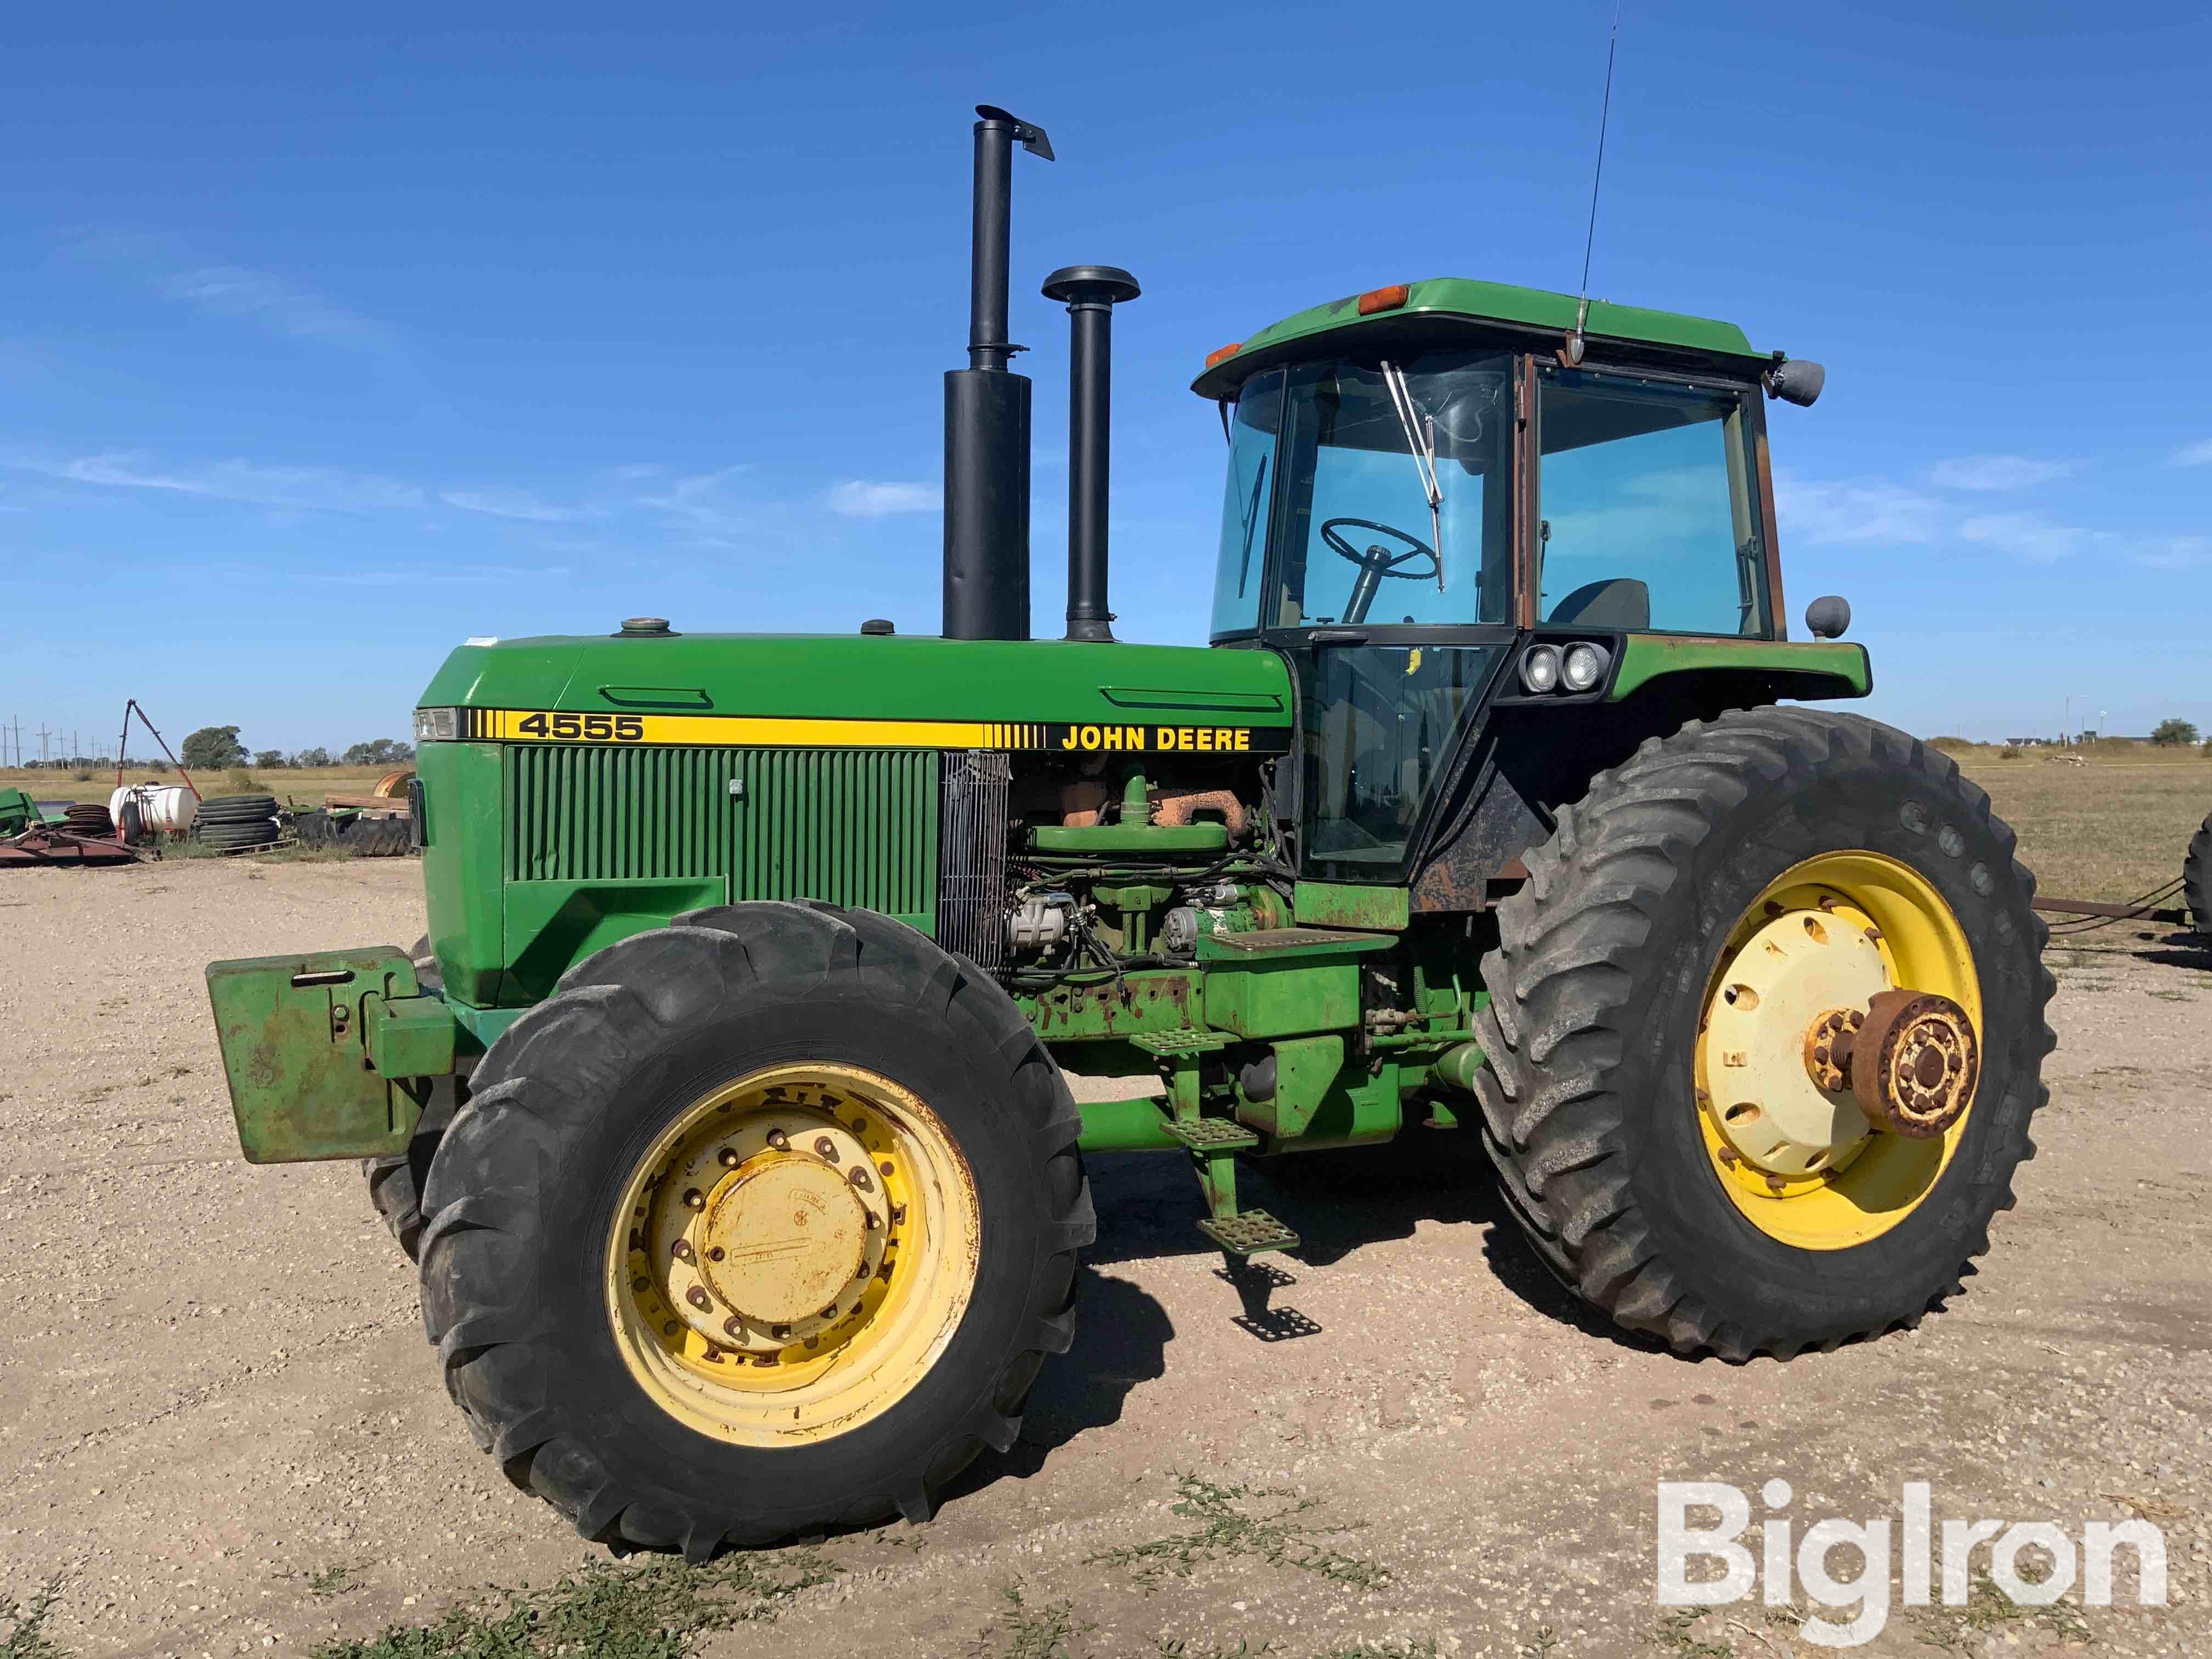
[1930,454,2076,490]
[8,450,425,512]
[2137,535,2210,570]
[69,231,383,344]
[1771,471,1942,545]
[1959,511,2097,563]
[2171,438,2212,467]
[439,487,584,523]
[828,481,940,517]
[633,465,754,543]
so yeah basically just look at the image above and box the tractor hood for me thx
[416,633,1296,755]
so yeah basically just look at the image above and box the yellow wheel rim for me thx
[1694,851,1981,1251]
[605,1062,979,1446]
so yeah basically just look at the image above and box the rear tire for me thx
[1469,707,2053,1359]
[2186,812,2211,939]
[415,900,1091,1555]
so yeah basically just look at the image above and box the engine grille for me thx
[936,750,1011,969]
[504,744,940,929]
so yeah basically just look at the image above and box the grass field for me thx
[1950,744,2207,904]
[7,744,2204,906]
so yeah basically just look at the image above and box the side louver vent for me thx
[505,745,940,932]
[937,750,1011,970]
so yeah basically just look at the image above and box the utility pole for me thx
[36,725,53,768]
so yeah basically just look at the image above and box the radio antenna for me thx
[1571,0,1624,359]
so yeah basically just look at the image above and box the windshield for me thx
[1209,352,1516,637]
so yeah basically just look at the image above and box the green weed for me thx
[312,1548,834,1659]
[1314,1643,1438,1659]
[968,1582,1091,1659]
[0,1579,70,1659]
[305,1565,359,1599]
[1653,1606,1731,1657]
[1087,1473,1387,1595]
[1909,1566,2091,1652]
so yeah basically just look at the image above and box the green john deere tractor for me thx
[206,106,2052,1556]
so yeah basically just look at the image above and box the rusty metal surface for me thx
[1853,988,1977,1139]
[1152,788,1248,838]
[0,828,141,869]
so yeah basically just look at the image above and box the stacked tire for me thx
[63,803,115,838]
[349,814,413,857]
[195,793,282,852]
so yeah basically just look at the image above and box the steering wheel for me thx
[1319,518,1439,624]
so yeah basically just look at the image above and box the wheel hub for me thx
[1701,904,1890,1177]
[696,1153,870,1325]
[1852,988,1978,1138]
[635,1097,896,1365]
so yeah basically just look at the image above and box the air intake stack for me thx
[1042,264,1141,642]
[942,105,1053,642]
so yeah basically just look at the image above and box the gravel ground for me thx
[1,859,2206,1658]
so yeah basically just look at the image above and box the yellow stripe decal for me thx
[474,709,1295,754]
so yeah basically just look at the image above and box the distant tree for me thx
[179,725,248,769]
[253,749,289,769]
[2150,718,2200,747]
[341,738,416,767]
[292,746,334,768]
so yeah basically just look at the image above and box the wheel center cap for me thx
[696,1153,869,1325]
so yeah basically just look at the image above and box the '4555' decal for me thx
[514,712,646,741]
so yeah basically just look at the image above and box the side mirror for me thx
[1763,359,1825,407]
[1805,595,1852,639]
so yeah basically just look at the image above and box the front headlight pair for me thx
[1519,641,1612,696]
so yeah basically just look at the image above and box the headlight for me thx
[1561,641,1612,693]
[1520,644,1561,694]
[413,707,460,743]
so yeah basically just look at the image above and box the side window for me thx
[1536,368,1770,636]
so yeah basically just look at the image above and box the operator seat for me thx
[1548,577,1650,630]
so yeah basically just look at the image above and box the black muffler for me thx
[1043,264,1140,643]
[941,105,1052,642]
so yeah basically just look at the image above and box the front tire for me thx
[1470,708,2053,1359]
[415,901,1091,1555]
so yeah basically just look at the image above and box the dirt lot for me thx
[3,813,2208,1656]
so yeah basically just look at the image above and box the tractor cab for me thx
[1194,279,1818,884]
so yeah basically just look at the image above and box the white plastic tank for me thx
[110,784,198,835]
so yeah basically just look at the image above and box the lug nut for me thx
[708,1245,725,1261]
[687,1287,711,1311]
[849,1166,873,1192]
[670,1239,693,1262]
[682,1188,704,1210]
[723,1316,744,1338]
[771,1324,791,1339]
[813,1136,840,1163]
[718,1147,740,1167]
[766,1128,789,1150]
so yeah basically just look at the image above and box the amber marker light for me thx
[1204,341,1243,369]
[1356,283,1412,315]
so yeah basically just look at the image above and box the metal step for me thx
[1130,1028,1235,1058]
[1197,1210,1300,1256]
[1163,1116,1259,1153]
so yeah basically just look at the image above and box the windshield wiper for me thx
[1235,453,1268,597]
[1380,360,1445,592]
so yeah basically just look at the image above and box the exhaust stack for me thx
[1042,265,1141,643]
[942,105,1053,642]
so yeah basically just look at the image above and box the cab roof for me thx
[1189,276,1767,400]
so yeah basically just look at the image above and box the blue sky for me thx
[3,3,2206,756]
